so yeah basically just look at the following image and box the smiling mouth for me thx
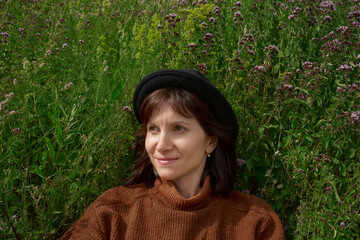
[155,157,178,165]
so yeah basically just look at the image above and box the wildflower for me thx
[302,61,318,70]
[319,1,336,12]
[357,54,360,60]
[157,24,163,30]
[46,49,51,55]
[234,12,242,17]
[209,17,216,23]
[12,128,20,135]
[187,43,197,52]
[6,92,14,99]
[1,32,10,38]
[9,110,15,115]
[104,66,109,72]
[293,7,301,14]
[339,222,345,228]
[255,65,266,73]
[197,63,207,72]
[36,33,40,37]
[325,186,332,192]
[122,106,132,112]
[62,43,68,49]
[235,1,241,7]
[242,189,250,194]
[337,86,345,93]
[203,33,214,41]
[200,22,207,29]
[296,69,302,74]
[283,84,293,91]
[236,159,246,166]
[248,50,255,56]
[84,20,90,25]
[264,45,279,53]
[336,64,353,71]
[45,19,51,24]
[288,14,295,20]
[64,82,73,90]
[18,28,24,33]
[213,6,221,16]
[312,37,318,42]
[350,111,360,124]
[23,60,29,69]
[297,169,304,173]
[322,16,332,23]
[0,101,5,110]
[78,40,84,44]
[39,63,45,68]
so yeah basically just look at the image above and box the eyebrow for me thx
[148,120,191,126]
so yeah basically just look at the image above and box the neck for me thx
[171,175,202,198]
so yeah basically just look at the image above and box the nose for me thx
[155,131,172,152]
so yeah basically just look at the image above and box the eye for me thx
[174,125,186,132]
[147,125,159,134]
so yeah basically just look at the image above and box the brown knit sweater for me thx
[60,177,285,239]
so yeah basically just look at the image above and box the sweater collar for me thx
[152,176,213,210]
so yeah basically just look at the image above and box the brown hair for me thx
[125,88,236,195]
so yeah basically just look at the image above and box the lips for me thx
[155,157,178,165]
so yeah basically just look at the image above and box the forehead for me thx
[148,105,192,122]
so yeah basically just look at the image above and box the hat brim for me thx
[133,69,238,140]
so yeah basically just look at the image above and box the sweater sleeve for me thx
[59,203,105,240]
[258,209,285,240]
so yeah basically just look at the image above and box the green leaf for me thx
[44,137,56,160]
[339,163,346,177]
[281,136,291,148]
[349,148,356,159]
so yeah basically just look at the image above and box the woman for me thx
[60,69,285,239]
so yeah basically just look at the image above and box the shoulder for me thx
[91,183,150,208]
[222,190,277,216]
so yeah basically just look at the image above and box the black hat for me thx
[133,69,238,140]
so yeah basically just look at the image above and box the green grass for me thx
[1,0,359,239]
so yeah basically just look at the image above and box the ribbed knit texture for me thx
[60,177,285,239]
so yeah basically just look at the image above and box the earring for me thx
[207,153,211,157]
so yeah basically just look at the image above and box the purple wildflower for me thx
[197,63,207,72]
[339,222,345,228]
[9,110,16,115]
[78,40,84,44]
[322,16,332,23]
[46,49,52,55]
[319,1,336,12]
[356,54,360,60]
[209,17,216,23]
[6,92,14,99]
[255,65,266,73]
[293,7,301,14]
[236,158,246,166]
[288,14,295,20]
[64,82,73,90]
[18,28,24,33]
[283,84,293,91]
[45,19,51,24]
[235,12,242,17]
[337,86,345,93]
[200,22,207,28]
[84,20,90,25]
[264,45,279,53]
[248,50,255,56]
[62,43,68,49]
[303,61,318,70]
[336,64,353,71]
[0,101,5,110]
[203,33,214,41]
[122,106,132,112]
[1,32,10,38]
[296,69,302,75]
[235,1,241,7]
[12,128,20,135]
[350,111,360,124]
[213,6,221,16]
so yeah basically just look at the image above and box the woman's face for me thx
[145,105,215,186]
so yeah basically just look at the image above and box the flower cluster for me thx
[288,6,301,20]
[318,1,336,13]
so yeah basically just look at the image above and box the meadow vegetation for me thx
[1,0,359,239]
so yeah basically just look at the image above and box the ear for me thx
[206,136,218,154]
